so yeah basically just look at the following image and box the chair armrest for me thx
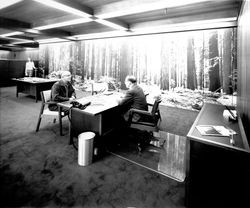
[129,108,151,116]
[44,101,57,105]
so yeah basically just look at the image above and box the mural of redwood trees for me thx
[39,28,237,93]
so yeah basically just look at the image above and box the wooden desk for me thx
[13,77,58,102]
[186,103,250,208]
[58,92,123,141]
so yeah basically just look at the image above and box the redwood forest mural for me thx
[39,28,237,93]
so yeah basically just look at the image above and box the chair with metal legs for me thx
[36,90,66,135]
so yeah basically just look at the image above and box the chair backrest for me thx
[41,90,52,103]
[151,98,161,116]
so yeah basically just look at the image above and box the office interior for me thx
[0,0,249,207]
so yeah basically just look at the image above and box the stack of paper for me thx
[196,125,237,137]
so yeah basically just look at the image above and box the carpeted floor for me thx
[0,86,198,208]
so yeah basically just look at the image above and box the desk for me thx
[58,92,123,141]
[13,77,58,102]
[186,103,250,208]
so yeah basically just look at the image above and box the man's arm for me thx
[51,84,69,102]
[118,90,133,106]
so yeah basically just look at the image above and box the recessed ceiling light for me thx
[73,31,129,40]
[37,38,68,44]
[131,17,237,34]
[0,32,23,37]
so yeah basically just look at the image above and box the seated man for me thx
[49,71,76,111]
[117,75,148,122]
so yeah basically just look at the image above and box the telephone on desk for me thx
[70,101,91,110]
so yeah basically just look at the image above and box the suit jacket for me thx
[119,84,148,111]
[48,80,76,111]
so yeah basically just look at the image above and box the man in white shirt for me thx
[25,57,36,77]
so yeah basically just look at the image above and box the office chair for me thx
[128,98,161,130]
[36,90,66,135]
[128,98,162,151]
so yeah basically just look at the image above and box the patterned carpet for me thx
[0,86,198,207]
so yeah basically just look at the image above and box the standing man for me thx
[117,75,148,122]
[25,57,36,77]
[49,71,76,111]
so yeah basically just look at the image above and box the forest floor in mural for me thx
[74,80,236,111]
[159,89,236,111]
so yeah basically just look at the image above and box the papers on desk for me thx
[196,125,237,137]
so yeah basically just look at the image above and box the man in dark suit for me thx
[118,75,148,122]
[49,71,76,111]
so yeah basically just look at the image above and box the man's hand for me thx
[69,97,75,102]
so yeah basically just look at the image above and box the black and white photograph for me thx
[0,0,249,207]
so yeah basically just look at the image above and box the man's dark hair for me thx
[126,75,137,84]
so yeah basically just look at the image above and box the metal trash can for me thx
[78,132,95,166]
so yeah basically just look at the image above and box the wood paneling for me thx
[237,0,250,142]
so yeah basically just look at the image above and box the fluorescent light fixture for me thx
[14,40,35,44]
[0,0,23,10]
[25,29,40,34]
[95,19,128,30]
[0,32,23,37]
[33,0,92,18]
[96,0,209,18]
[73,31,129,40]
[34,18,92,30]
[37,38,69,44]
[131,17,237,34]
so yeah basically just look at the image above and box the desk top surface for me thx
[12,77,58,84]
[58,92,123,115]
[187,103,249,152]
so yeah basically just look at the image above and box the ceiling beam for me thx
[94,0,211,18]
[130,8,238,30]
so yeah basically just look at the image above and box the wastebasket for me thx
[78,132,95,166]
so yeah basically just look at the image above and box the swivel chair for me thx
[128,98,162,151]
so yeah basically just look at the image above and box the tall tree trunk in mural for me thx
[231,28,237,93]
[199,36,205,90]
[91,44,95,79]
[187,36,196,90]
[120,42,129,89]
[208,31,220,92]
[160,38,169,90]
[80,42,85,80]
[45,46,49,75]
[222,29,232,94]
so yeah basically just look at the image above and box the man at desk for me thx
[49,71,76,112]
[25,57,36,77]
[117,75,148,122]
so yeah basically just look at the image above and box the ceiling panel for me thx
[58,21,114,35]
[0,0,241,51]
